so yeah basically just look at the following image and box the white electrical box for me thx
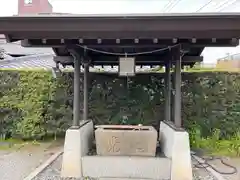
[119,57,136,76]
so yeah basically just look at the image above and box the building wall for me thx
[18,0,53,15]
[216,53,240,71]
[216,59,240,71]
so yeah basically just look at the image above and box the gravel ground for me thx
[33,155,218,180]
[0,141,62,180]
[192,158,218,180]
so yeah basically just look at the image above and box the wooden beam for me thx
[91,55,203,63]
[53,55,203,66]
[21,39,239,48]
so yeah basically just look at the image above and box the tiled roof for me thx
[218,53,240,61]
[0,54,153,72]
[0,41,54,55]
[0,54,57,70]
[0,54,101,71]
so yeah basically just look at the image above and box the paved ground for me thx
[192,158,218,180]
[0,140,63,180]
[192,155,240,180]
[1,140,238,180]
[207,157,240,180]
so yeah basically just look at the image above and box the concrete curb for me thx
[192,154,227,180]
[23,149,63,180]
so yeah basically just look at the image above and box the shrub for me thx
[0,69,239,156]
[0,70,56,139]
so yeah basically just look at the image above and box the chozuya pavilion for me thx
[0,13,240,180]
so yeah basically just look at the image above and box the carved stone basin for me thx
[95,125,157,157]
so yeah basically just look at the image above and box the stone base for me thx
[95,125,157,156]
[61,120,94,178]
[159,121,192,180]
[61,120,192,180]
[61,128,82,178]
[82,156,171,180]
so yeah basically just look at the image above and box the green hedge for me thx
[0,70,240,143]
[0,70,56,139]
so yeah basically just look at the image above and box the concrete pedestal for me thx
[61,120,93,178]
[61,121,192,180]
[159,121,193,180]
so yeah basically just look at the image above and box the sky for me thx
[0,0,240,64]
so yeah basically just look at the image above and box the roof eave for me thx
[0,14,240,42]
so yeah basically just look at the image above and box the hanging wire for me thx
[217,0,238,12]
[196,0,214,12]
[165,0,183,13]
[212,0,229,11]
[76,44,180,56]
[161,0,175,13]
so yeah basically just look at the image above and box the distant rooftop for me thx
[218,53,240,61]
[0,41,54,56]
[0,54,154,72]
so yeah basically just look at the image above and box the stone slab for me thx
[82,155,171,179]
[79,120,94,156]
[95,125,157,156]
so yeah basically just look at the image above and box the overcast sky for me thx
[1,0,240,64]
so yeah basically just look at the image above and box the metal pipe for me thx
[164,59,171,122]
[83,63,89,121]
[73,54,81,127]
[174,50,182,128]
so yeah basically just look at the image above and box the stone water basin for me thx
[95,125,157,157]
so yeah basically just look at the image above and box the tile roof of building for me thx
[0,54,56,70]
[218,53,240,61]
[0,41,54,55]
[0,54,153,72]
